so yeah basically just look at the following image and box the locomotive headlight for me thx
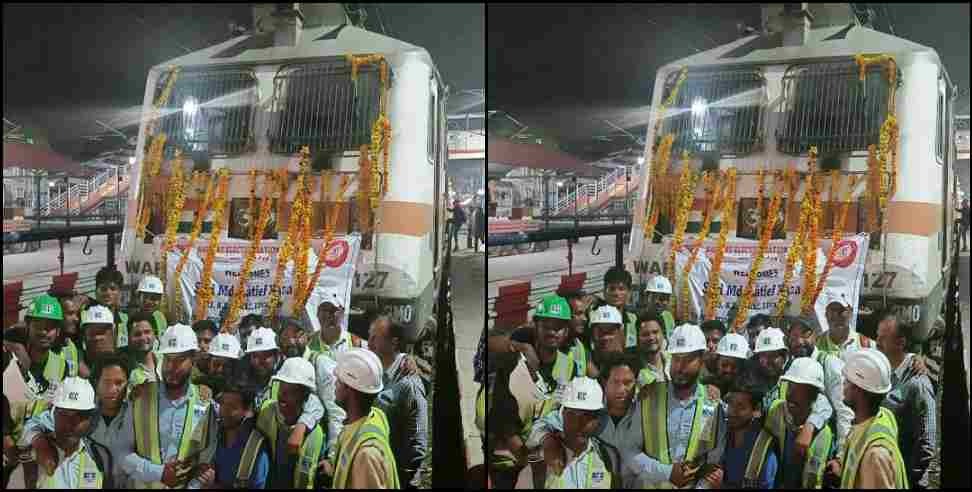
[477,189,485,196]
[183,97,198,117]
[691,97,708,117]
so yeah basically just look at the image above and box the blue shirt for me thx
[779,428,804,489]
[722,423,777,489]
[213,422,269,489]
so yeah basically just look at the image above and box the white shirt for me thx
[515,437,612,489]
[36,440,102,489]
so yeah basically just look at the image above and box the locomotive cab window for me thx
[660,69,766,157]
[777,61,893,155]
[936,74,948,165]
[155,69,257,157]
[269,59,384,155]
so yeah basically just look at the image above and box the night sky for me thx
[489,3,970,155]
[3,3,484,158]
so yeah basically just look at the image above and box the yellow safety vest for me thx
[640,382,721,488]
[256,401,326,489]
[234,429,267,487]
[840,407,909,489]
[751,400,832,488]
[60,338,81,377]
[37,445,103,489]
[131,382,212,489]
[257,380,281,412]
[661,310,675,340]
[307,331,357,362]
[534,350,576,419]
[152,311,167,338]
[332,406,400,490]
[116,311,129,349]
[624,311,638,349]
[637,352,670,387]
[27,351,68,418]
[547,445,611,489]
[568,338,588,377]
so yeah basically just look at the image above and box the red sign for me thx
[832,239,858,268]
[324,239,350,267]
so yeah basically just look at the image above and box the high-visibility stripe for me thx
[840,407,909,488]
[641,382,716,488]
[132,383,207,489]
[333,407,399,489]
[28,351,68,418]
[236,430,266,485]
[256,401,327,489]
[152,311,167,337]
[535,351,575,419]
[38,446,103,489]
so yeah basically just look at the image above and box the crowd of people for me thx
[481,265,940,489]
[2,266,430,489]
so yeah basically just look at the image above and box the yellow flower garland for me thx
[812,175,859,306]
[643,134,675,244]
[170,173,217,322]
[267,168,296,321]
[295,175,355,312]
[755,166,766,228]
[800,171,823,315]
[776,168,808,317]
[733,171,784,331]
[679,171,721,321]
[704,168,737,320]
[135,68,180,240]
[668,151,696,313]
[160,150,187,292]
[193,169,230,322]
[291,148,314,315]
[222,181,274,333]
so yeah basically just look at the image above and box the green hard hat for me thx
[27,294,64,322]
[535,295,572,321]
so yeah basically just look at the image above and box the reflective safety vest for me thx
[661,310,675,340]
[332,407,400,490]
[257,380,281,412]
[546,443,612,489]
[840,407,909,489]
[534,350,576,419]
[637,352,671,387]
[60,338,81,378]
[307,331,360,362]
[750,400,832,488]
[116,311,129,349]
[27,351,68,418]
[37,444,103,489]
[256,402,325,489]
[234,429,268,488]
[131,382,213,489]
[624,311,638,349]
[640,382,721,488]
[152,311,167,338]
[568,338,588,377]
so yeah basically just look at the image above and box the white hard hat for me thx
[53,377,96,411]
[825,293,852,309]
[158,323,198,355]
[590,305,623,325]
[668,323,707,354]
[317,291,345,310]
[560,377,604,411]
[81,305,114,327]
[843,348,893,394]
[716,333,750,360]
[754,327,788,354]
[209,333,241,360]
[272,357,317,391]
[335,348,384,395]
[644,276,673,295]
[780,357,825,391]
[137,275,164,295]
[245,327,279,354]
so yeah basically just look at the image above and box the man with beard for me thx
[626,324,727,489]
[511,295,575,419]
[816,295,874,359]
[134,276,166,338]
[753,326,836,465]
[713,333,751,397]
[827,349,909,488]
[642,275,675,340]
[586,305,627,379]
[199,380,269,489]
[26,377,114,488]
[50,290,83,378]
[757,357,834,488]
[189,320,217,387]
[22,295,71,420]
[127,312,160,390]
[558,287,592,378]
[629,309,669,387]
[243,327,325,459]
[255,358,328,489]
[23,353,132,488]
[94,267,129,350]
[719,367,777,489]
[597,267,639,349]
[204,333,242,394]
[785,316,853,456]
[528,353,639,488]
[119,323,215,489]
[307,295,364,362]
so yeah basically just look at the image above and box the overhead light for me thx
[128,156,136,165]
[476,189,485,196]
[183,97,198,117]
[48,182,56,188]
[557,181,564,188]
[637,156,646,165]
[691,97,708,117]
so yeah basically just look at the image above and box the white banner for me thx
[667,234,869,332]
[166,234,361,331]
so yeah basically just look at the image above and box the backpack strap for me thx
[594,437,622,489]
[85,438,114,490]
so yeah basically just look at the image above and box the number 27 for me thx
[864,272,897,289]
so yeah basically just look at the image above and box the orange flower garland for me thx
[295,175,355,312]
[668,151,697,313]
[776,169,810,317]
[267,169,297,321]
[291,148,314,315]
[222,180,274,333]
[812,175,859,306]
[733,171,784,331]
[643,134,675,244]
[193,169,230,322]
[160,150,187,291]
[679,171,721,321]
[170,173,217,321]
[800,170,823,315]
[135,68,180,240]
[704,168,737,320]
[356,144,374,235]
[755,166,766,228]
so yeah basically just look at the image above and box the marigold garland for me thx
[222,178,274,333]
[643,134,675,244]
[170,173,217,321]
[679,171,722,321]
[812,175,859,306]
[135,68,180,240]
[776,168,808,317]
[193,169,230,322]
[755,166,766,227]
[733,171,784,331]
[160,150,187,293]
[704,168,737,320]
[668,151,697,313]
[290,147,314,317]
[267,168,297,321]
[356,144,374,236]
[800,169,823,315]
[295,175,355,312]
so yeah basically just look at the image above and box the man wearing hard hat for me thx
[826,349,909,488]
[557,287,593,378]
[243,327,325,461]
[134,275,167,338]
[627,323,727,489]
[817,294,873,359]
[50,289,83,379]
[117,323,216,489]
[586,305,626,379]
[21,353,132,488]
[642,275,676,340]
[512,294,576,419]
[516,376,620,488]
[22,294,73,420]
[712,332,751,397]
[330,348,400,489]
[307,293,364,362]
[755,357,835,488]
[753,326,835,464]
[24,377,114,488]
[205,333,242,392]
[79,304,119,373]
[255,357,328,489]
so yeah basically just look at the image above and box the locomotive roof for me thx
[661,23,945,73]
[151,23,437,74]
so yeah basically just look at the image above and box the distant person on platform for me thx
[448,200,467,252]
[960,198,970,252]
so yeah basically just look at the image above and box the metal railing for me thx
[156,69,258,156]
[41,167,129,216]
[777,61,894,155]
[269,59,382,155]
[662,69,765,156]
[553,167,629,215]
